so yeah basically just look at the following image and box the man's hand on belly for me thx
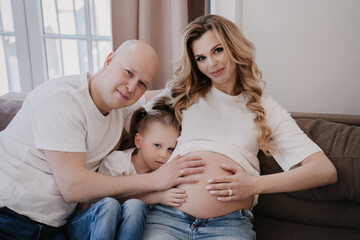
[150,154,205,191]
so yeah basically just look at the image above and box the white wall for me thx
[212,0,360,115]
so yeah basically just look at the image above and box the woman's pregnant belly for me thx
[175,151,254,219]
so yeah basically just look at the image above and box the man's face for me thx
[94,42,159,115]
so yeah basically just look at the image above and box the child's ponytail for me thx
[119,96,180,152]
[120,107,147,150]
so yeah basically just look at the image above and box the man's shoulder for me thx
[43,74,86,93]
[26,74,87,104]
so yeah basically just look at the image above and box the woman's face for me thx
[191,30,237,95]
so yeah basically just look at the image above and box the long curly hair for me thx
[168,14,274,155]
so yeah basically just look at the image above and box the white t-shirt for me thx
[98,148,137,176]
[148,86,321,177]
[0,73,145,227]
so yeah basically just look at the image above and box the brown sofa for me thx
[1,93,360,240]
[254,112,360,240]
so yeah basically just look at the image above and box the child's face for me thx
[135,121,179,171]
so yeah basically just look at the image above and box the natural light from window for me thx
[0,0,112,96]
[0,0,20,95]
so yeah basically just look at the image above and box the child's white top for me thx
[98,148,137,176]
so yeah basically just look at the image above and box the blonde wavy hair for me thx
[168,14,274,155]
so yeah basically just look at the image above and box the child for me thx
[67,97,185,240]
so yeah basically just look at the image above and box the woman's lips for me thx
[210,68,224,76]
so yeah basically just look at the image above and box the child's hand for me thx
[158,188,187,207]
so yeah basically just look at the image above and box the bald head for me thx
[112,40,159,86]
[115,40,159,73]
[115,40,158,61]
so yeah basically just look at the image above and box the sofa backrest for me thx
[291,112,360,127]
[0,93,26,132]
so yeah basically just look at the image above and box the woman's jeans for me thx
[67,197,148,240]
[0,207,66,240]
[142,204,256,240]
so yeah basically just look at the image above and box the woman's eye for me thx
[168,148,175,152]
[214,47,223,54]
[154,144,161,148]
[195,56,205,62]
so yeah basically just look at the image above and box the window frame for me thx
[3,0,112,93]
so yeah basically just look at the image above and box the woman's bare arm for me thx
[206,151,337,201]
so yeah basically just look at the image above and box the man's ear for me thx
[104,52,115,67]
[134,133,142,149]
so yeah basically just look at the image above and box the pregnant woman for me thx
[142,14,337,240]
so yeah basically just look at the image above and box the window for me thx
[209,0,241,26]
[0,0,20,95]
[0,0,112,95]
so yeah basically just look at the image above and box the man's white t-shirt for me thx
[0,73,145,227]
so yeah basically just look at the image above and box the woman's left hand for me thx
[206,164,259,201]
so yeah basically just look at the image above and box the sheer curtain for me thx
[111,0,205,89]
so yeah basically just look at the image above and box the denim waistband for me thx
[149,204,253,222]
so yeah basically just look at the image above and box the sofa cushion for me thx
[253,213,360,240]
[258,118,360,203]
[0,98,23,131]
[254,193,360,230]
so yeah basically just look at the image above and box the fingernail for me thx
[217,197,223,201]
[208,179,213,183]
[206,185,211,189]
[210,191,215,194]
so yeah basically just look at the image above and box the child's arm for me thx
[135,188,187,207]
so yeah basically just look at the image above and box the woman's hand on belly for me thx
[175,151,254,218]
[206,163,260,201]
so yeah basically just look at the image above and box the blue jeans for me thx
[142,204,256,240]
[66,197,148,240]
[0,207,66,240]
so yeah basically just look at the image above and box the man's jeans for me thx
[67,197,148,240]
[142,204,256,240]
[0,207,66,240]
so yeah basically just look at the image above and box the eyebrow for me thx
[194,44,222,58]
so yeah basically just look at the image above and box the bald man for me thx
[0,40,204,239]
